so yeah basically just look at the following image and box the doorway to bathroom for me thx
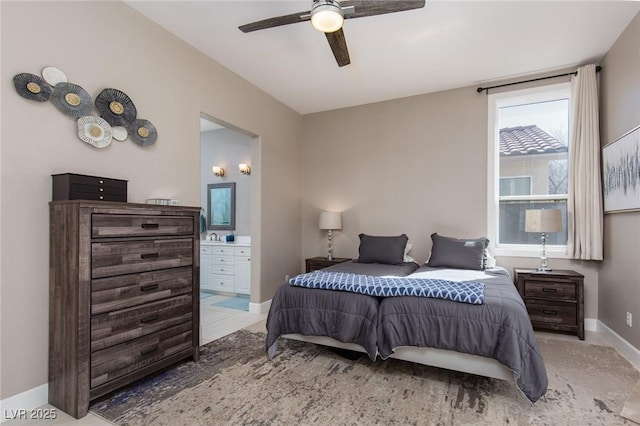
[199,114,263,343]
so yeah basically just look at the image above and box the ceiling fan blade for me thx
[239,10,311,33]
[325,28,350,67]
[341,0,426,19]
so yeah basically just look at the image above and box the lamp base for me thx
[326,229,333,261]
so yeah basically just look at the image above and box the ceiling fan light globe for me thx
[311,5,344,33]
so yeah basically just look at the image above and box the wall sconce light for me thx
[239,163,251,175]
[212,166,225,177]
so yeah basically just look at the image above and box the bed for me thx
[265,233,548,403]
[266,260,420,360]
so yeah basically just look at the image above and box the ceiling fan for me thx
[239,1,426,67]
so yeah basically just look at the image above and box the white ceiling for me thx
[126,1,640,114]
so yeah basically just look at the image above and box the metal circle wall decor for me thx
[15,67,157,149]
[127,119,157,146]
[51,82,93,117]
[77,116,113,148]
[41,66,68,86]
[111,126,128,141]
[95,88,137,126]
[13,73,53,102]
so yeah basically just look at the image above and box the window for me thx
[499,176,531,196]
[487,83,570,256]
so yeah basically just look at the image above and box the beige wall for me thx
[301,78,600,322]
[302,87,487,266]
[0,1,302,399]
[599,12,640,349]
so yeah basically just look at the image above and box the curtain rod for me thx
[476,65,601,94]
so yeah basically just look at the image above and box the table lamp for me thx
[525,209,562,271]
[319,211,342,261]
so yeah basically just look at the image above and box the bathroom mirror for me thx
[207,182,235,230]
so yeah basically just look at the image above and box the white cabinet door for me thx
[200,250,213,291]
[235,256,251,295]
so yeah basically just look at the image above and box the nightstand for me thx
[514,269,584,340]
[305,257,351,273]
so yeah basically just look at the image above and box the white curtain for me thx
[568,64,603,260]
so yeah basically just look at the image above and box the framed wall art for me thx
[603,125,640,213]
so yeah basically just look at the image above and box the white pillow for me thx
[486,250,497,268]
[404,243,416,263]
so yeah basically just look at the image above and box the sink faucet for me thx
[209,233,218,241]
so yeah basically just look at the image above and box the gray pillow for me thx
[357,233,408,265]
[427,233,489,271]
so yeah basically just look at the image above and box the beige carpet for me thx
[622,381,640,424]
[91,330,640,425]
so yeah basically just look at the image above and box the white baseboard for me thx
[0,384,47,423]
[596,320,640,370]
[249,298,271,314]
[585,317,598,332]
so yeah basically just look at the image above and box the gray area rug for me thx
[621,380,640,424]
[91,330,640,425]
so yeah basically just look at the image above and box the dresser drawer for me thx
[210,246,234,256]
[210,275,235,291]
[90,322,193,389]
[71,186,126,202]
[526,299,577,326]
[91,267,192,314]
[212,255,234,266]
[91,239,193,279]
[91,295,192,352]
[524,279,576,300]
[211,264,235,275]
[235,246,251,256]
[92,214,193,238]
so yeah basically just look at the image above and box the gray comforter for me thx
[265,261,548,403]
[378,265,548,402]
[266,261,419,360]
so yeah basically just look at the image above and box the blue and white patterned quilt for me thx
[289,271,484,304]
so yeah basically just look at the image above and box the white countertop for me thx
[201,235,250,246]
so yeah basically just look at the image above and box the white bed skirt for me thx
[282,333,514,381]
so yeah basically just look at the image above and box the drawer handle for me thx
[542,288,558,293]
[141,253,159,259]
[140,314,159,324]
[140,283,159,292]
[141,223,160,229]
[542,310,558,315]
[140,345,158,356]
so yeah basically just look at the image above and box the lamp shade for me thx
[319,211,342,230]
[525,209,563,233]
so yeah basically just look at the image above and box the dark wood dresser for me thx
[514,268,584,340]
[305,256,351,272]
[49,201,200,418]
